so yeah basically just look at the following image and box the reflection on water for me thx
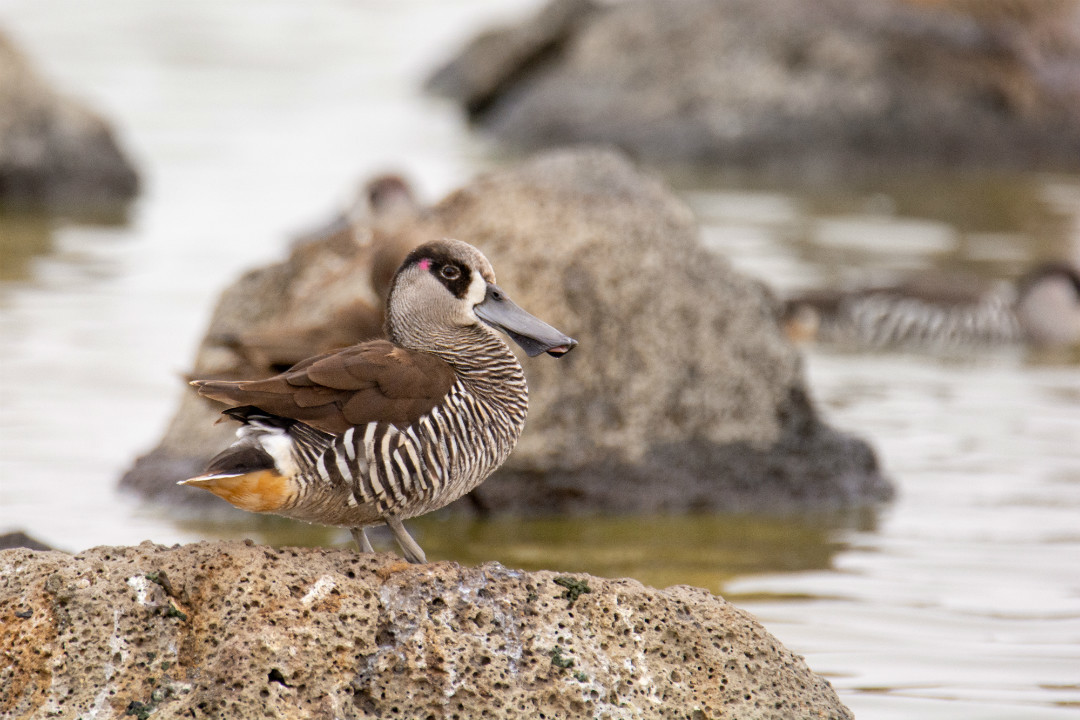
[1,2,1079,719]
[171,509,872,599]
[678,169,1080,295]
[408,511,869,596]
[0,204,133,284]
[0,209,53,283]
[743,350,1080,720]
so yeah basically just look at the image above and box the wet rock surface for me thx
[0,30,138,207]
[429,0,1080,173]
[121,148,892,511]
[0,541,853,719]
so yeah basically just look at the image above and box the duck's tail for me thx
[178,407,304,513]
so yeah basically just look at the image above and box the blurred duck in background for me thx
[782,262,1080,351]
[211,174,439,375]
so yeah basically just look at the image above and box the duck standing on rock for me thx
[181,239,577,563]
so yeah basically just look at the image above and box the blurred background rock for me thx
[0,31,138,209]
[430,0,1080,173]
[122,150,891,514]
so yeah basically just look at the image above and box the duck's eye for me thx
[440,264,461,281]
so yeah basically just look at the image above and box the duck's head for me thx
[1016,262,1080,348]
[385,238,577,358]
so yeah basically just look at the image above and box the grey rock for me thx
[429,0,1080,172]
[121,148,892,512]
[427,0,600,116]
[0,540,854,719]
[0,30,138,207]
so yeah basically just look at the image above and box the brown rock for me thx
[0,30,138,207]
[0,541,853,719]
[121,149,891,512]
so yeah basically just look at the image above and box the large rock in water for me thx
[121,148,891,512]
[0,541,854,719]
[0,30,138,206]
[428,0,1080,172]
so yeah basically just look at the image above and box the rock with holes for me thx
[0,541,853,719]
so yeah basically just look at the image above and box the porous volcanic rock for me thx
[0,541,853,719]
[121,148,891,512]
[0,30,138,206]
[428,0,1080,173]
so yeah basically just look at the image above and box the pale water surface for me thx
[1,2,1078,719]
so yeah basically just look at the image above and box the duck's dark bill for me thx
[475,284,578,358]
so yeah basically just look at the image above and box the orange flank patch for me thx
[180,470,294,513]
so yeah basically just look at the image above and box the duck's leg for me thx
[385,517,427,564]
[350,527,374,553]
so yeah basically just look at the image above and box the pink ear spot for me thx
[418,258,432,271]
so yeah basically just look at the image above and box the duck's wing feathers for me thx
[192,340,456,434]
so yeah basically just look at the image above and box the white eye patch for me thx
[466,269,489,307]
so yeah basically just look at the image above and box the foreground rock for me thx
[429,0,1080,172]
[0,30,138,206]
[0,541,853,719]
[121,148,891,512]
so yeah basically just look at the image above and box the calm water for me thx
[1,2,1078,719]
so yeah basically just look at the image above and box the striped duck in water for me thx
[782,262,1080,351]
[182,238,577,563]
